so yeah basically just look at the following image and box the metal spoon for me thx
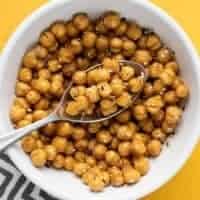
[0,60,147,152]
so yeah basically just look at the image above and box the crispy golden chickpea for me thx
[149,62,164,78]
[74,152,86,162]
[118,142,131,157]
[123,166,140,184]
[52,136,67,153]
[72,127,86,141]
[17,119,31,128]
[96,130,112,144]
[134,50,152,66]
[126,23,142,41]
[10,106,26,123]
[62,62,76,77]
[88,176,105,192]
[85,86,100,103]
[172,77,184,89]
[70,38,83,55]
[175,83,189,98]
[138,35,148,49]
[110,78,125,97]
[39,31,57,49]
[75,139,88,151]
[41,123,56,136]
[117,125,133,141]
[64,156,76,171]
[133,157,149,176]
[35,140,44,149]
[38,69,51,80]
[109,167,124,186]
[133,133,150,145]
[23,51,38,68]
[123,39,136,57]
[65,101,81,116]
[53,154,65,169]
[58,47,74,64]
[66,21,79,37]
[96,36,109,51]
[45,145,57,161]
[157,48,172,63]
[93,144,107,160]
[72,71,87,85]
[147,139,162,157]
[19,68,32,83]
[35,98,49,110]
[143,83,154,97]
[73,13,90,31]
[131,139,146,156]
[73,162,89,177]
[26,90,41,105]
[110,37,123,53]
[152,128,166,142]
[32,78,50,94]
[24,114,33,122]
[152,109,165,124]
[145,95,164,115]
[103,11,121,30]
[165,106,182,125]
[82,32,97,48]
[139,119,154,133]
[86,156,96,167]
[165,61,179,73]
[160,68,175,86]
[115,20,128,36]
[133,104,148,121]
[51,22,67,41]
[48,59,62,72]
[102,57,120,73]
[116,111,131,123]
[116,92,132,108]
[105,151,120,166]
[16,82,31,97]
[57,122,73,137]
[32,110,48,121]
[34,45,48,59]
[70,86,86,99]
[31,149,47,168]
[163,91,177,104]
[129,77,144,93]
[14,97,29,109]
[100,99,115,111]
[97,82,112,98]
[75,96,89,111]
[120,65,135,81]
[21,136,36,153]
[146,34,161,50]
[152,79,165,94]
[65,142,76,155]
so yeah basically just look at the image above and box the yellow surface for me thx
[1,1,200,199]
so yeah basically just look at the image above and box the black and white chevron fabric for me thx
[0,153,58,200]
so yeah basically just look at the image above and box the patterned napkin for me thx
[0,153,58,200]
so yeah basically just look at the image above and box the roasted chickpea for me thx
[118,142,131,157]
[57,122,73,137]
[152,128,166,142]
[165,61,179,73]
[93,144,107,160]
[123,166,140,184]
[41,123,56,136]
[82,32,97,48]
[73,13,90,31]
[116,92,132,108]
[31,149,47,168]
[157,48,172,63]
[146,34,161,50]
[19,68,32,83]
[96,36,109,51]
[53,154,65,169]
[147,139,162,157]
[26,90,41,104]
[39,31,57,49]
[85,86,100,103]
[52,136,67,153]
[65,142,76,155]
[64,156,76,171]
[45,145,57,161]
[58,48,74,64]
[65,101,81,116]
[10,105,26,123]
[133,157,149,175]
[75,139,89,151]
[129,77,144,93]
[32,110,48,121]
[102,57,120,72]
[21,136,36,153]
[123,39,136,57]
[165,106,182,125]
[14,97,29,109]
[73,162,89,177]
[149,62,164,78]
[116,111,131,123]
[38,69,51,80]
[97,130,112,144]
[110,37,123,53]
[131,139,146,156]
[133,104,147,121]
[97,82,112,98]
[15,82,31,97]
[72,71,87,85]
[51,22,67,41]
[70,38,83,55]
[117,125,133,141]
[35,98,49,110]
[66,21,79,37]
[103,11,121,30]
[163,91,177,104]
[34,45,48,59]
[134,50,152,66]
[126,23,142,41]
[23,51,38,68]
[105,150,120,166]
[160,68,175,86]
[120,65,135,81]
[115,20,128,36]
[111,78,125,96]
[175,83,189,98]
[32,78,50,94]
[109,167,124,186]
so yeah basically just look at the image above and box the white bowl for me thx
[0,0,200,199]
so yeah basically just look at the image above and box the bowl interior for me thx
[0,0,200,199]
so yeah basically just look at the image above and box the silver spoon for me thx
[0,60,147,152]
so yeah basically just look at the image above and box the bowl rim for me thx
[1,0,200,199]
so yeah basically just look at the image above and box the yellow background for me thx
[1,0,200,199]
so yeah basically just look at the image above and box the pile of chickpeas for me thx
[10,11,189,192]
[66,59,144,117]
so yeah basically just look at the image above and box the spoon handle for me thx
[0,113,59,152]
